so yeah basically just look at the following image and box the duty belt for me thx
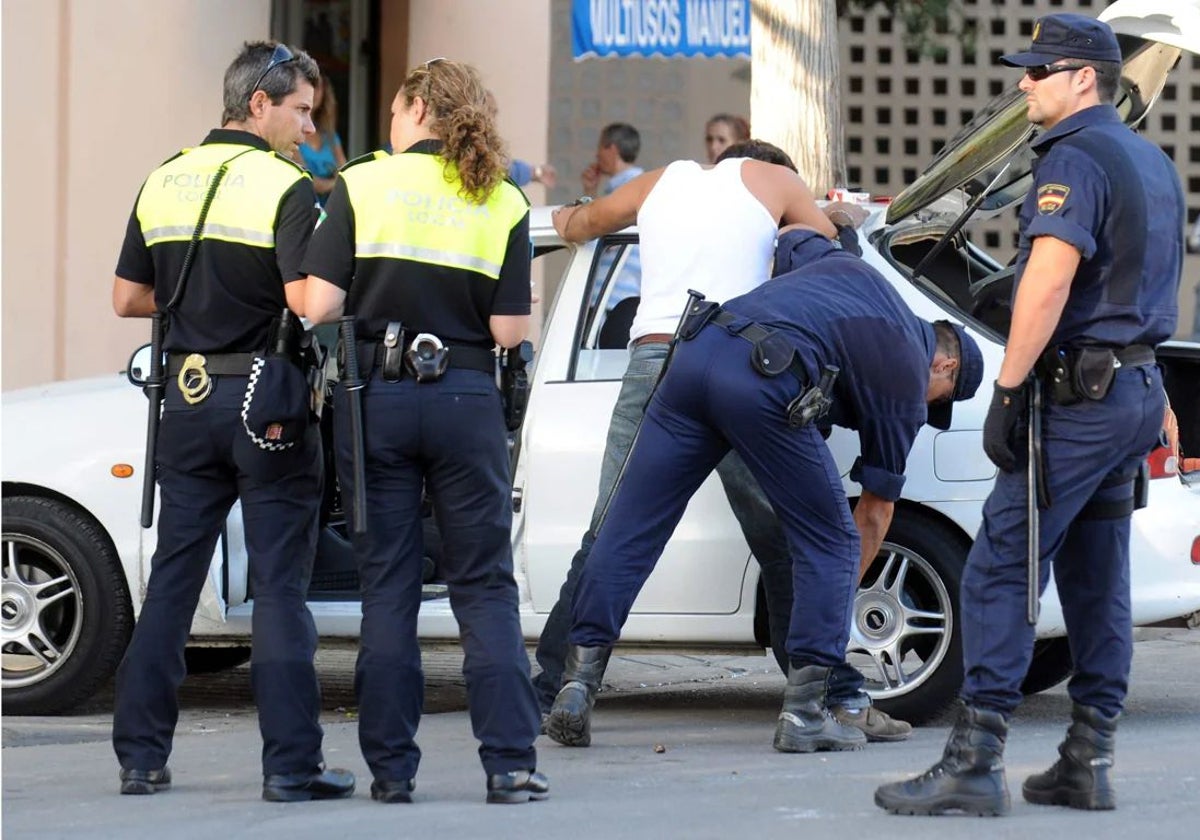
[167,352,256,405]
[166,352,257,377]
[363,342,496,375]
[709,310,809,383]
[1111,345,1156,367]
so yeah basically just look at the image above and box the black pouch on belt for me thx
[1038,346,1082,406]
[680,300,720,340]
[1073,346,1118,401]
[750,330,797,377]
[381,320,405,382]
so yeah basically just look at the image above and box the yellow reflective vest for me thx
[136,143,307,250]
[340,152,528,279]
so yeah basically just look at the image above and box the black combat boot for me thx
[874,703,1011,816]
[545,645,611,747]
[772,665,867,753]
[1023,703,1118,810]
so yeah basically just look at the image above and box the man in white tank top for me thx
[536,142,910,749]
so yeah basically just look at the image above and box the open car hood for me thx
[886,0,1200,226]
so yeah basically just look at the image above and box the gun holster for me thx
[786,365,839,428]
[381,320,406,382]
[266,308,304,361]
[1037,345,1118,406]
[501,341,533,432]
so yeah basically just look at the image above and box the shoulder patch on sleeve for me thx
[1037,183,1070,215]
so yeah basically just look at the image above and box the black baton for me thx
[594,288,707,533]
[338,316,369,536]
[1026,378,1045,626]
[139,313,166,528]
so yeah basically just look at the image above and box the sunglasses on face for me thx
[1024,63,1086,82]
[251,43,297,95]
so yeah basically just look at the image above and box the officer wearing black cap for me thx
[303,59,547,805]
[110,42,354,801]
[545,226,983,753]
[876,13,1183,817]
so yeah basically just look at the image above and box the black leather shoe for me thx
[486,770,550,804]
[120,767,172,795]
[262,767,356,802]
[370,778,416,804]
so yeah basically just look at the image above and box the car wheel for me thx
[846,512,968,726]
[1021,637,1073,695]
[2,496,133,714]
[185,646,252,675]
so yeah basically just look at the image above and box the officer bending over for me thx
[548,226,982,753]
[110,42,354,801]
[540,141,915,749]
[876,13,1183,817]
[303,58,547,805]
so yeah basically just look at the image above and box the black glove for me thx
[982,382,1025,473]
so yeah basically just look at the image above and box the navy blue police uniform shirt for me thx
[1013,104,1183,348]
[301,140,531,347]
[720,229,935,502]
[114,129,318,353]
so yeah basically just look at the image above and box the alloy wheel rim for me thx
[1,533,84,688]
[845,540,954,700]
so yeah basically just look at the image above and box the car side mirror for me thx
[126,343,155,388]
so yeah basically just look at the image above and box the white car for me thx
[4,1,1199,723]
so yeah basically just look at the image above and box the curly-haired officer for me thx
[111,41,354,802]
[304,59,546,805]
[877,14,1183,817]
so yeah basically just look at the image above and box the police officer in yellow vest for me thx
[304,59,547,805]
[111,41,354,803]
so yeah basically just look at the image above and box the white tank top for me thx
[629,158,779,341]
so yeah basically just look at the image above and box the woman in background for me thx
[297,75,347,205]
[704,113,750,164]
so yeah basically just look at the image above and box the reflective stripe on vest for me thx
[136,144,306,249]
[341,153,527,279]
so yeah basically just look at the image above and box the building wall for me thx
[1,0,272,391]
[3,0,1196,394]
[839,0,1200,339]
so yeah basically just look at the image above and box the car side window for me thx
[571,236,642,382]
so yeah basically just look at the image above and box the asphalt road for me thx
[3,628,1198,839]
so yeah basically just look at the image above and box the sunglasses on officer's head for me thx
[251,43,297,95]
[422,56,447,100]
[1024,63,1087,82]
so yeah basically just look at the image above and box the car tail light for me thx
[1147,445,1178,479]
[1192,536,1200,566]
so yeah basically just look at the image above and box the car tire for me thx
[1020,637,1074,695]
[184,646,252,675]
[849,511,969,726]
[2,496,133,715]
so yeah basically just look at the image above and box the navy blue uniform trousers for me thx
[961,365,1165,718]
[334,368,539,782]
[113,375,325,776]
[570,326,859,669]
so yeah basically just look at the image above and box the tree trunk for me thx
[750,0,845,194]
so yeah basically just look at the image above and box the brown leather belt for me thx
[632,333,673,347]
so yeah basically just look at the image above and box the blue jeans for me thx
[532,340,867,711]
